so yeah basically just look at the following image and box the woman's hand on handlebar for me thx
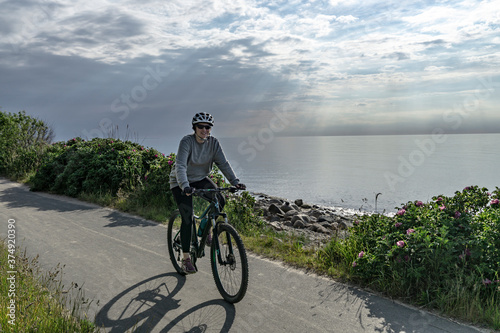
[183,186,195,196]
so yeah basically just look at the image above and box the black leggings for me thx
[171,177,225,253]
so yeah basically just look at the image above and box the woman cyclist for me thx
[169,112,246,274]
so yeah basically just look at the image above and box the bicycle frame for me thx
[192,188,235,266]
[167,185,249,303]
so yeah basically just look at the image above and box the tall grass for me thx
[0,243,98,332]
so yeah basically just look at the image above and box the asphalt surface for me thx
[0,178,493,332]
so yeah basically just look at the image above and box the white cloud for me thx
[336,15,358,24]
[424,66,452,72]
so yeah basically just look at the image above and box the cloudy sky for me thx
[1,0,499,153]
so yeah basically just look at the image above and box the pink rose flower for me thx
[491,199,499,205]
[352,262,357,267]
[397,240,405,248]
[395,222,402,228]
[439,205,446,211]
[397,209,406,216]
[454,211,461,218]
[416,201,423,207]
[358,251,364,258]
[406,228,415,235]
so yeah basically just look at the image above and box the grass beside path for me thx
[0,242,98,332]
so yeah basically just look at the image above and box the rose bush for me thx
[320,186,500,327]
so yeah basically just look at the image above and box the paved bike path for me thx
[0,178,491,332]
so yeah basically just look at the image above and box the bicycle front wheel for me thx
[211,223,249,303]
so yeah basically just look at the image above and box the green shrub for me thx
[320,185,500,328]
[0,110,53,179]
[30,138,167,198]
[225,191,264,233]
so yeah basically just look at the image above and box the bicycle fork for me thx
[213,217,235,267]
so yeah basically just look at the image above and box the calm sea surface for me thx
[217,133,500,214]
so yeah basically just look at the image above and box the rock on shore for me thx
[251,192,356,244]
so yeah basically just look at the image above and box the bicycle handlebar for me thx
[193,186,240,195]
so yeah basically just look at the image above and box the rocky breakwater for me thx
[252,193,356,243]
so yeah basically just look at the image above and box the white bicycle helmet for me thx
[192,112,214,126]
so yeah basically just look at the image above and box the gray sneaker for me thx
[181,258,196,274]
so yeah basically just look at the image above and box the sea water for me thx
[219,133,500,214]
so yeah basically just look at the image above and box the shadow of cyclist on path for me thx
[95,273,236,332]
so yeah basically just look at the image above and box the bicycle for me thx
[167,186,249,303]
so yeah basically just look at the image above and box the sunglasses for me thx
[196,124,212,130]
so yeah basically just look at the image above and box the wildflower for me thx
[454,211,461,219]
[358,251,364,258]
[162,153,165,156]
[111,141,114,143]
[395,222,402,228]
[491,199,499,205]
[168,160,173,165]
[397,240,405,248]
[435,196,443,202]
[416,201,423,207]
[133,149,136,152]
[439,205,446,211]
[464,186,471,191]
[352,262,357,267]
[155,154,158,158]
[354,220,359,225]
[406,228,415,235]
[483,278,492,285]
[396,209,406,216]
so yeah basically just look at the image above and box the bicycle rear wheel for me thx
[211,223,249,303]
[167,210,186,275]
